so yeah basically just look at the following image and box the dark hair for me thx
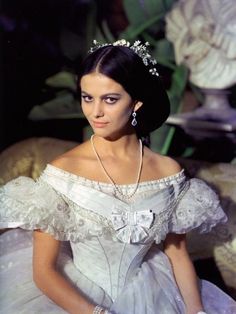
[76,45,170,137]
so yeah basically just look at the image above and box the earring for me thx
[131,111,137,126]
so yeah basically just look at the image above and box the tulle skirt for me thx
[0,229,236,314]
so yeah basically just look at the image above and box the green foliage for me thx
[29,71,82,121]
[122,0,175,29]
[29,91,83,120]
[152,39,175,69]
[168,65,189,112]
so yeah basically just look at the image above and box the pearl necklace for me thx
[90,135,143,199]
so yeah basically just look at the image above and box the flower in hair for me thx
[89,39,159,77]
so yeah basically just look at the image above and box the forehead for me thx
[80,72,125,94]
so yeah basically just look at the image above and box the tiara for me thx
[89,39,159,77]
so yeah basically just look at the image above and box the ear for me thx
[134,101,143,112]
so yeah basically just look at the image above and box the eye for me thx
[104,97,119,104]
[81,95,93,102]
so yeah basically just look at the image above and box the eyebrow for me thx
[81,91,121,97]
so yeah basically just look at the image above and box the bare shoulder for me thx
[50,140,93,173]
[157,154,182,175]
[143,147,182,180]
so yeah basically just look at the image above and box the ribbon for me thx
[111,208,154,243]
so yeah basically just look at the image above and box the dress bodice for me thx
[39,165,188,244]
[71,237,153,301]
[40,166,191,300]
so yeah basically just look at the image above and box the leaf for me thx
[28,92,84,120]
[120,13,164,40]
[153,39,175,62]
[45,71,77,91]
[152,39,176,69]
[141,31,158,46]
[168,65,188,101]
[181,146,195,158]
[92,26,107,44]
[138,0,172,17]
[90,21,115,47]
[150,124,172,153]
[161,0,177,12]
[123,0,167,26]
[100,20,116,42]
[123,0,147,26]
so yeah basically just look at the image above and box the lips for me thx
[92,121,108,128]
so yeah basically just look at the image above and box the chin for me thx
[91,123,133,140]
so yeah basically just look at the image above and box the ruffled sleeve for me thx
[0,176,77,241]
[168,178,227,234]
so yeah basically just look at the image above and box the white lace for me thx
[0,167,227,244]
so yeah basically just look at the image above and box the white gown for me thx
[0,164,236,314]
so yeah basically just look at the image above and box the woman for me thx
[0,39,235,314]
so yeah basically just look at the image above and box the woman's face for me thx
[80,72,142,139]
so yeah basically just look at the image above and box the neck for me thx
[92,134,141,158]
[90,134,143,198]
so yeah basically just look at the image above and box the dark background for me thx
[0,0,99,150]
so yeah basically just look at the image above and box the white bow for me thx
[111,208,154,243]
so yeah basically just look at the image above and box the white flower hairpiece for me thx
[89,39,159,77]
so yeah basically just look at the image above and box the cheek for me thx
[118,107,133,121]
[111,108,132,127]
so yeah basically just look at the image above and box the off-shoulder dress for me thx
[0,164,235,314]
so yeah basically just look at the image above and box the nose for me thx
[92,100,104,118]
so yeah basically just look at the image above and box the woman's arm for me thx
[163,233,204,314]
[33,230,100,314]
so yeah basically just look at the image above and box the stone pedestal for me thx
[166,112,236,162]
[167,113,236,140]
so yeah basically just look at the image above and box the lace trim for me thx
[150,180,190,243]
[0,176,227,244]
[169,179,227,235]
